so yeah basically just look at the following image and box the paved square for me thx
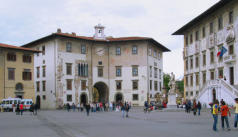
[0,109,237,137]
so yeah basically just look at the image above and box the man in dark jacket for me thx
[85,103,90,116]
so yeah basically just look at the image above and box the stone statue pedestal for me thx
[167,93,177,108]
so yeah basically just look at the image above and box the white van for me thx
[1,98,21,111]
[21,99,33,110]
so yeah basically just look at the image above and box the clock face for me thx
[96,47,105,56]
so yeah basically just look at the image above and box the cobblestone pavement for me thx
[0,109,237,137]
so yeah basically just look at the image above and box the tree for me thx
[176,79,184,96]
[163,73,171,92]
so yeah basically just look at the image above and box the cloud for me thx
[0,0,220,78]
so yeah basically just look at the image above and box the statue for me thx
[168,72,176,94]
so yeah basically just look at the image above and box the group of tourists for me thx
[15,103,38,116]
[64,101,131,117]
[184,99,202,115]
[212,98,238,131]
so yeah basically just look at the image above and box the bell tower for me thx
[93,24,106,39]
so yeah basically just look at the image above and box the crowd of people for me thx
[64,101,131,118]
[15,103,38,116]
[184,99,202,115]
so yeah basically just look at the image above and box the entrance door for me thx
[36,95,41,109]
[212,88,216,103]
[80,94,87,105]
[230,67,234,85]
[115,93,123,103]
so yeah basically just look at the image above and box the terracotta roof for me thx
[0,43,40,52]
[172,0,234,35]
[22,32,170,52]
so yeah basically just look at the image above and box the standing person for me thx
[193,100,197,116]
[30,103,34,115]
[34,103,38,115]
[121,103,125,118]
[72,103,76,112]
[220,101,231,131]
[234,98,238,128]
[109,102,113,112]
[144,101,148,113]
[125,103,130,118]
[85,103,90,116]
[212,100,219,131]
[77,103,80,112]
[197,101,202,116]
[66,103,70,112]
[19,103,24,116]
[16,103,20,115]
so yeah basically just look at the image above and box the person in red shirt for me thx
[220,101,231,131]
[19,103,24,116]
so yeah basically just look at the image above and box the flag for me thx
[217,46,227,57]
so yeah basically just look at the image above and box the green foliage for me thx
[163,73,171,92]
[176,79,184,96]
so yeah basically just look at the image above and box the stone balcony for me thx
[224,54,236,64]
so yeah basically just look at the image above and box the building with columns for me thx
[22,24,170,109]
[173,0,238,106]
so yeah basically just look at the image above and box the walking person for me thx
[220,101,231,131]
[34,103,38,115]
[66,103,70,112]
[77,103,80,112]
[16,103,20,115]
[234,98,238,128]
[30,103,34,115]
[197,101,202,116]
[72,103,76,112]
[121,103,125,118]
[85,103,90,116]
[19,103,24,116]
[193,100,197,116]
[125,103,130,118]
[212,100,219,131]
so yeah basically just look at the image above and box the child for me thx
[220,101,231,131]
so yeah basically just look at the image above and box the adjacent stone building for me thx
[22,24,170,109]
[0,43,39,102]
[173,0,238,106]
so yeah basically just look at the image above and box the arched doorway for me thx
[212,88,216,103]
[93,82,109,103]
[80,93,88,105]
[115,92,123,103]
[36,95,41,109]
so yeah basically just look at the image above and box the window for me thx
[185,76,188,87]
[98,66,103,77]
[36,81,40,92]
[190,58,193,69]
[203,52,206,66]
[185,36,188,46]
[210,22,214,34]
[218,16,223,30]
[202,72,206,84]
[81,80,86,90]
[66,42,72,52]
[116,66,121,77]
[150,80,152,90]
[36,47,39,56]
[190,34,193,44]
[159,69,162,79]
[196,73,199,86]
[149,48,152,55]
[7,52,16,61]
[186,92,188,96]
[150,66,152,77]
[22,69,32,80]
[78,64,88,77]
[210,51,214,64]
[132,46,138,54]
[190,91,193,97]
[154,68,158,78]
[154,81,158,91]
[190,75,193,87]
[195,56,199,68]
[42,81,46,91]
[67,94,72,102]
[66,63,72,75]
[202,27,206,38]
[132,66,138,76]
[116,47,121,55]
[132,94,138,101]
[132,80,138,90]
[36,67,40,78]
[159,82,162,91]
[185,59,188,70]
[210,71,215,80]
[196,91,199,96]
[228,45,234,55]
[218,68,223,78]
[66,79,72,90]
[154,50,157,58]
[42,66,46,77]
[195,31,199,41]
[43,95,46,100]
[42,46,45,55]
[229,11,233,24]
[81,45,86,54]
[8,68,15,80]
[23,54,32,63]
[116,81,122,90]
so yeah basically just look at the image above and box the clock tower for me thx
[93,24,106,40]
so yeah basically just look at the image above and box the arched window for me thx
[16,83,23,91]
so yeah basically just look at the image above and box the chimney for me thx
[57,28,61,33]
[72,32,76,36]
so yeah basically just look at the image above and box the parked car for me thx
[1,98,21,112]
[21,99,33,110]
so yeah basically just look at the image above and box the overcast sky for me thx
[0,0,220,79]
